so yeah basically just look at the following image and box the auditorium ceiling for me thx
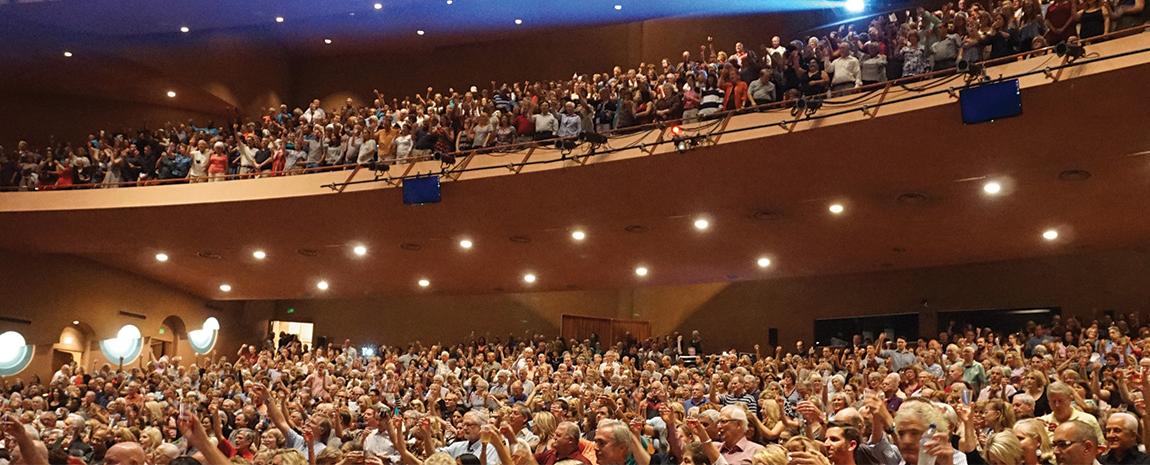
[3,54,1150,300]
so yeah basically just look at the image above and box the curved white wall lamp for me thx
[99,324,143,366]
[189,317,220,354]
[0,331,34,376]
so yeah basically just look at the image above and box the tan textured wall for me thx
[0,251,248,382]
[2,246,1147,382]
[272,289,623,347]
[268,247,1150,351]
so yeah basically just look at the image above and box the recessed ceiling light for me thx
[275,16,285,23]
[72,320,79,325]
[514,18,523,25]
[374,2,383,9]
[635,266,649,277]
[416,30,425,35]
[614,4,623,10]
[459,239,474,250]
[252,250,267,260]
[179,26,190,33]
[63,51,73,57]
[316,280,330,290]
[418,278,430,288]
[446,0,453,4]
[219,283,232,292]
[983,181,1002,195]
[324,38,333,45]
[757,257,772,268]
[166,90,177,98]
[693,218,710,231]
[154,252,169,262]
[571,230,586,241]
[1042,229,1059,241]
[523,273,537,284]
[828,203,845,215]
[352,244,367,256]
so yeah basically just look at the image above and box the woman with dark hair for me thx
[799,59,830,97]
[1078,0,1111,38]
[900,28,930,77]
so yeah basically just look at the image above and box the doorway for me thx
[52,349,79,372]
[271,320,314,349]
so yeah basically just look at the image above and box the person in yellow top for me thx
[1038,381,1105,445]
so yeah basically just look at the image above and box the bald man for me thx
[1053,420,1102,465]
[105,442,148,465]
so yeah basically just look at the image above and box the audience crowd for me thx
[3,312,1150,465]
[1,0,1146,191]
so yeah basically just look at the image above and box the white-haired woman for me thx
[207,141,229,182]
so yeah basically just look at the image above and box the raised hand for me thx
[629,418,644,435]
[659,404,676,426]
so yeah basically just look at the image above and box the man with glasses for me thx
[1053,420,1103,465]
[716,405,764,465]
[430,410,501,464]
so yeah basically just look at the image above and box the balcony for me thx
[2,31,1149,299]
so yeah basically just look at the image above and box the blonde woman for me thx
[984,431,1025,465]
[1022,370,1051,416]
[1012,419,1054,465]
[784,436,831,465]
[532,411,558,456]
[754,397,786,442]
[984,399,1016,434]
[270,449,309,465]
[259,428,286,454]
[139,426,163,452]
[752,444,789,465]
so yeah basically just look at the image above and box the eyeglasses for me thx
[1051,440,1083,450]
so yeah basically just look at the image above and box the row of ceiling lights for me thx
[150,221,774,293]
[164,2,622,45]
[58,1,629,91]
[59,50,179,98]
[148,177,1064,293]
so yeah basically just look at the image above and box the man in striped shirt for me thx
[715,377,759,415]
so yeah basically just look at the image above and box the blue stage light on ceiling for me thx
[844,0,865,13]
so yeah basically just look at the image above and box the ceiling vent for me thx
[1058,169,1091,181]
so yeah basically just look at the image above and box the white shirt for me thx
[830,55,862,88]
[394,135,413,159]
[304,107,326,123]
[357,139,378,164]
[438,438,502,464]
[188,150,209,177]
[237,142,258,168]
[363,429,400,463]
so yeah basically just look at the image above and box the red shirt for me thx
[721,80,749,110]
[208,153,228,173]
[514,114,534,136]
[535,441,593,465]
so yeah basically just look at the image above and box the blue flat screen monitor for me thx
[960,79,1022,124]
[403,176,441,205]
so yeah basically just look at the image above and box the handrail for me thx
[5,25,1148,193]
